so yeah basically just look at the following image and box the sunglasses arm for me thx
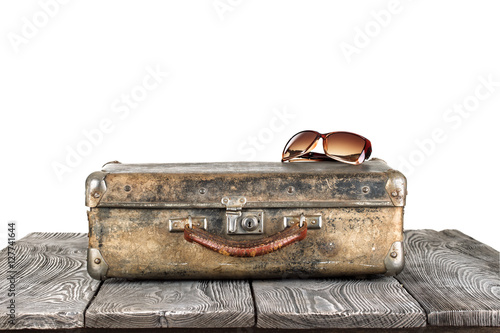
[282,152,333,162]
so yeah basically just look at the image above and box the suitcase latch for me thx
[222,196,264,235]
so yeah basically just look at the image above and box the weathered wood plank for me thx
[396,229,500,326]
[0,233,101,330]
[85,279,254,328]
[253,277,426,329]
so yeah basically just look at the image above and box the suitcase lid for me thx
[85,159,407,208]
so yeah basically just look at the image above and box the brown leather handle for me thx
[184,222,307,257]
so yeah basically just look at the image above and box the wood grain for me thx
[395,229,500,326]
[85,279,254,328]
[0,232,101,330]
[253,277,426,329]
[1,229,498,330]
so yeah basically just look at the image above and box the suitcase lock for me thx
[222,196,264,235]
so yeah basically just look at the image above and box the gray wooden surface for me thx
[395,229,500,326]
[253,277,426,329]
[0,233,101,330]
[1,229,499,330]
[85,279,255,328]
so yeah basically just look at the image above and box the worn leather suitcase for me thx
[86,159,407,280]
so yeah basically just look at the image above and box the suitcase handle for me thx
[184,222,307,257]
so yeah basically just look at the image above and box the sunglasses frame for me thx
[281,130,372,165]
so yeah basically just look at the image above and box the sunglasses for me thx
[281,130,372,165]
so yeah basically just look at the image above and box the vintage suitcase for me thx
[86,159,407,280]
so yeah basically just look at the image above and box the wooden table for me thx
[1,230,499,332]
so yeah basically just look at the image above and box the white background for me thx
[0,0,499,251]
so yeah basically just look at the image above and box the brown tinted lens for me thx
[282,131,319,160]
[325,132,367,163]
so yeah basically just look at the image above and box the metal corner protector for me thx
[384,241,405,276]
[86,171,108,207]
[385,169,407,207]
[87,248,109,280]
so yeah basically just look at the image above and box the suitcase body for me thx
[86,159,407,280]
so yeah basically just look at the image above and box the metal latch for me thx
[222,196,263,235]
[169,216,207,232]
[283,214,322,229]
